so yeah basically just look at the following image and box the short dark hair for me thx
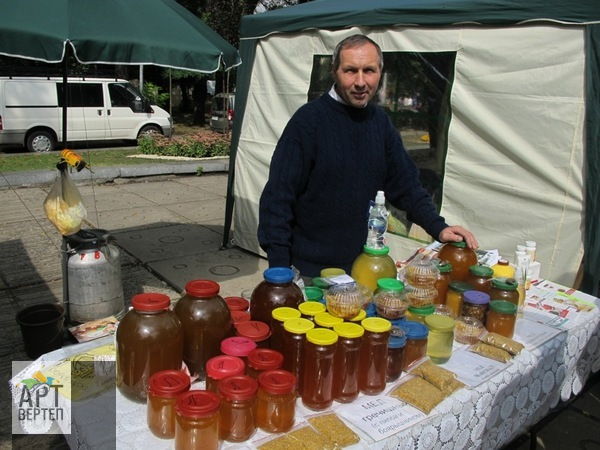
[331,34,384,73]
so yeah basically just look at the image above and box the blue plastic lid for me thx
[402,320,429,340]
[463,290,491,305]
[388,327,407,348]
[263,267,295,283]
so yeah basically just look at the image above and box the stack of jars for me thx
[403,258,439,323]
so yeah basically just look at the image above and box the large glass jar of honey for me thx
[489,277,520,306]
[116,293,183,402]
[256,370,297,433]
[147,370,190,439]
[173,279,232,380]
[250,267,304,326]
[350,245,397,293]
[466,264,494,294]
[175,390,220,450]
[437,241,478,281]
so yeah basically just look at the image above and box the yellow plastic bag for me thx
[43,167,87,236]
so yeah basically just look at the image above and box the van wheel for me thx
[138,125,162,138]
[27,131,55,153]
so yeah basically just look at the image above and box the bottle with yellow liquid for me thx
[350,245,397,293]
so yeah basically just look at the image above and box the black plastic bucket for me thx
[16,303,65,359]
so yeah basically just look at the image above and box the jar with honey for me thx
[175,390,220,450]
[256,370,297,433]
[270,306,301,353]
[433,261,452,304]
[217,375,258,443]
[437,241,478,281]
[401,321,429,371]
[461,290,490,324]
[445,281,474,318]
[466,264,494,294]
[387,326,406,383]
[486,300,518,338]
[147,370,190,439]
[358,317,392,395]
[489,277,520,306]
[250,267,304,325]
[332,322,364,403]
[282,317,315,394]
[302,328,338,410]
[205,355,245,393]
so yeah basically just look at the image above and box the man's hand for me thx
[438,226,479,250]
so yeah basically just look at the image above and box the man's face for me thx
[333,42,382,108]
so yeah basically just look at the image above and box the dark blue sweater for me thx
[258,92,448,277]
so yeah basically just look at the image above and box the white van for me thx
[0,77,173,152]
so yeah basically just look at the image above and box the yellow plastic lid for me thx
[320,267,346,278]
[361,317,392,333]
[348,309,367,322]
[333,322,365,339]
[314,312,344,328]
[306,328,338,346]
[424,314,456,332]
[271,307,301,322]
[298,301,326,317]
[283,317,315,334]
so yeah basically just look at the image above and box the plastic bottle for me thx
[250,267,304,326]
[332,322,364,403]
[351,245,397,293]
[358,317,392,395]
[301,328,338,410]
[366,190,389,250]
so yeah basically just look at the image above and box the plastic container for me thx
[302,328,338,410]
[366,190,388,250]
[314,311,344,329]
[492,259,516,278]
[246,348,284,380]
[405,304,435,323]
[217,375,258,442]
[282,317,315,394]
[270,307,301,353]
[466,264,494,294]
[358,317,392,395]
[401,321,429,371]
[351,245,397,293]
[373,278,409,319]
[437,241,478,282]
[220,337,257,367]
[250,267,304,326]
[489,277,520,306]
[298,301,326,321]
[433,260,452,304]
[445,281,473,318]
[236,320,271,348]
[405,285,438,308]
[486,300,518,338]
[256,370,297,433]
[434,304,453,317]
[205,355,246,393]
[225,296,250,312]
[175,390,220,450]
[173,279,232,380]
[461,290,491,324]
[147,370,190,439]
[424,314,455,364]
[116,293,183,402]
[454,316,486,345]
[404,258,439,288]
[387,326,407,382]
[332,322,364,403]
[324,282,368,319]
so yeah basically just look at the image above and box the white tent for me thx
[223,0,600,293]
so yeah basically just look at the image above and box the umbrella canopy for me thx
[0,0,241,73]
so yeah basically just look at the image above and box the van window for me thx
[57,83,104,107]
[108,82,145,112]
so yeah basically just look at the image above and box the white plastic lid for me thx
[375,190,385,205]
[525,240,536,247]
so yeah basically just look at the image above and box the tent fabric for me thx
[226,0,600,295]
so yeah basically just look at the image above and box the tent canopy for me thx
[225,0,600,295]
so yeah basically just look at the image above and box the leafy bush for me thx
[138,131,230,158]
[143,81,170,108]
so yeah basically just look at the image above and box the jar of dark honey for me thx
[116,293,183,402]
[205,355,245,393]
[147,370,190,439]
[332,322,364,403]
[175,390,220,450]
[270,306,301,353]
[217,375,258,443]
[358,317,392,395]
[466,264,494,294]
[256,370,297,433]
[282,317,314,394]
[401,320,429,371]
[250,267,304,325]
[486,300,518,338]
[489,277,520,306]
[301,328,338,410]
[437,241,478,281]
[387,326,406,383]
[434,261,452,304]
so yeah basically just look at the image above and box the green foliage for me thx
[143,81,170,108]
[137,131,230,158]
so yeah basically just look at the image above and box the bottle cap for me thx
[314,312,344,328]
[131,293,170,311]
[361,317,392,333]
[320,267,346,278]
[148,370,190,398]
[468,264,494,277]
[525,241,536,247]
[436,260,453,273]
[333,322,365,339]
[362,245,391,255]
[271,307,301,322]
[225,296,250,311]
[247,348,284,371]
[375,190,385,204]
[447,241,467,248]
[304,286,324,302]
[424,314,455,332]
[376,278,404,292]
[463,290,491,305]
[298,301,326,317]
[402,320,429,340]
[348,309,367,322]
[306,328,338,345]
[283,317,315,334]
[448,281,474,293]
[263,267,295,283]
[407,304,435,315]
[236,321,271,342]
[206,355,245,380]
[220,336,257,357]
[489,300,518,314]
[491,277,519,290]
[176,391,220,418]
[258,370,296,394]
[217,375,258,401]
[184,279,220,297]
[388,326,407,348]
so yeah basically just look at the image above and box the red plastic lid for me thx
[225,296,250,311]
[148,370,190,398]
[231,310,251,326]
[220,337,257,357]
[247,348,284,371]
[236,320,271,342]
[205,355,245,380]
[184,279,220,298]
[257,370,296,395]
[217,375,258,401]
[176,390,220,418]
[131,293,170,311]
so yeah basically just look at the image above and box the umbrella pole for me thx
[62,43,70,148]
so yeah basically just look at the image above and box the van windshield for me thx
[108,83,143,108]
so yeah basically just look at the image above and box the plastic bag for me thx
[43,167,87,236]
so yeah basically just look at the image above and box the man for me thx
[258,34,478,277]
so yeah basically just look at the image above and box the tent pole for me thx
[62,43,69,149]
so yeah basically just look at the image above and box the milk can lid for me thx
[148,370,190,398]
[263,267,295,283]
[131,293,170,311]
[184,279,220,297]
[176,391,220,418]
[217,375,258,401]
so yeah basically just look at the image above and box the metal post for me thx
[62,236,70,324]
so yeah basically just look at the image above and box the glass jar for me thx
[220,336,257,368]
[270,306,301,353]
[205,355,245,393]
[433,261,452,304]
[486,300,518,338]
[332,322,364,403]
[350,245,398,293]
[404,258,439,288]
[117,293,183,402]
[358,317,392,395]
[401,321,429,371]
[282,317,314,394]
[147,370,190,439]
[445,281,474,318]
[489,277,520,306]
[250,267,304,325]
[325,282,368,320]
[461,290,491,324]
[256,370,297,433]
[303,286,325,304]
[175,390,220,450]
[466,264,494,294]
[405,285,437,308]
[302,328,338,410]
[236,320,271,348]
[314,311,344,329]
[373,278,409,320]
[224,296,250,312]
[437,241,478,282]
[217,375,258,443]
[405,304,435,323]
[298,301,326,321]
[387,326,406,383]
[424,314,455,364]
[246,348,284,380]
[173,279,232,380]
